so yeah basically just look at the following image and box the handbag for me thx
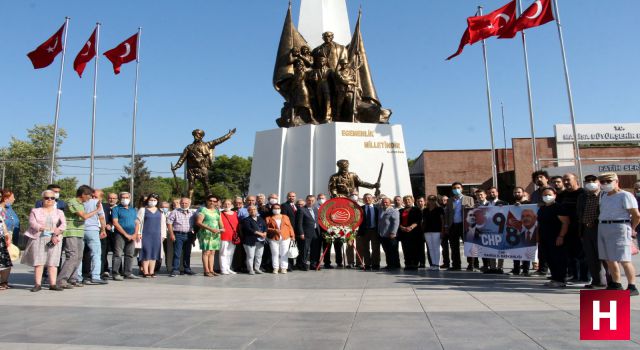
[8,243,19,262]
[288,240,299,259]
[223,213,241,245]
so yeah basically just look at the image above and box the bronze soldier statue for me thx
[328,159,380,198]
[172,128,236,200]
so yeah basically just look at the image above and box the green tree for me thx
[206,155,252,202]
[0,125,77,226]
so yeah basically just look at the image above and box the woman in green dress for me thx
[196,195,224,277]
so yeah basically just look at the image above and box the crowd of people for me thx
[0,171,638,295]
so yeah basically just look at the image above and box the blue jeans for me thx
[172,233,192,272]
[78,230,102,281]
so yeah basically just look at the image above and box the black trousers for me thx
[541,234,567,283]
[566,230,588,281]
[581,224,607,285]
[512,260,530,274]
[380,236,401,268]
[323,239,343,266]
[440,236,450,267]
[448,223,463,269]
[400,232,422,268]
[296,235,321,267]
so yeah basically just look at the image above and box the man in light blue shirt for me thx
[78,189,107,285]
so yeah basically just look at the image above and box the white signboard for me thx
[555,123,640,144]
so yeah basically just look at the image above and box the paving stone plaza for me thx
[1,256,639,350]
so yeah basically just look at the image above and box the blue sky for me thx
[1,1,639,188]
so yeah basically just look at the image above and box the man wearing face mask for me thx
[557,173,588,283]
[577,175,607,288]
[111,192,140,281]
[597,173,640,295]
[167,197,196,277]
[444,182,475,271]
[295,195,321,270]
[35,184,67,210]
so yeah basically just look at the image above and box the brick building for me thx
[410,123,640,200]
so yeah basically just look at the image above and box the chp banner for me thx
[463,204,538,261]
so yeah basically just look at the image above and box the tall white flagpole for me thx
[89,23,101,188]
[551,0,583,183]
[130,27,142,198]
[49,17,70,184]
[479,6,499,188]
[517,0,539,171]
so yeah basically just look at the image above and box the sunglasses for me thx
[599,180,613,184]
[208,199,218,202]
[43,197,56,200]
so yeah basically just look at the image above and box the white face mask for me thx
[223,207,232,212]
[54,192,60,199]
[269,198,278,205]
[318,198,326,205]
[601,183,615,193]
[350,195,358,202]
[584,182,599,192]
[121,198,130,206]
[148,200,158,207]
[272,209,281,215]
[542,195,555,204]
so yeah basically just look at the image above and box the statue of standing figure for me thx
[172,128,236,200]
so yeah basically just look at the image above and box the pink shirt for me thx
[27,207,67,239]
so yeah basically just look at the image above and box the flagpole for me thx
[49,17,70,184]
[478,6,498,188]
[517,0,539,172]
[89,23,101,188]
[130,27,142,198]
[551,0,583,184]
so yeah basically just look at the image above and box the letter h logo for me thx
[580,290,630,340]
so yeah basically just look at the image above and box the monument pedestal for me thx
[249,122,412,200]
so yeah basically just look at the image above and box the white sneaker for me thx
[272,270,279,274]
[221,271,230,275]
[280,268,287,274]
[228,270,237,275]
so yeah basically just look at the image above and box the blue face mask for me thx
[452,189,462,196]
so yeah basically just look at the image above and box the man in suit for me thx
[378,197,401,269]
[358,193,381,270]
[296,195,321,270]
[444,182,475,271]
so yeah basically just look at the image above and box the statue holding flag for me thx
[274,6,391,127]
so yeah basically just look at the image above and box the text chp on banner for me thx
[463,204,539,261]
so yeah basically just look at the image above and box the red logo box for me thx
[580,290,630,340]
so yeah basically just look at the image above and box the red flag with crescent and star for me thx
[103,33,138,75]
[27,23,65,69]
[447,1,516,60]
[73,28,97,77]
[499,0,555,39]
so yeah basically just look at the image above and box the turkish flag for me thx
[73,28,97,77]
[446,1,516,60]
[499,0,555,38]
[467,0,516,44]
[27,23,65,69]
[103,33,138,75]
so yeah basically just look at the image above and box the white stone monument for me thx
[249,1,412,199]
[249,122,412,200]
